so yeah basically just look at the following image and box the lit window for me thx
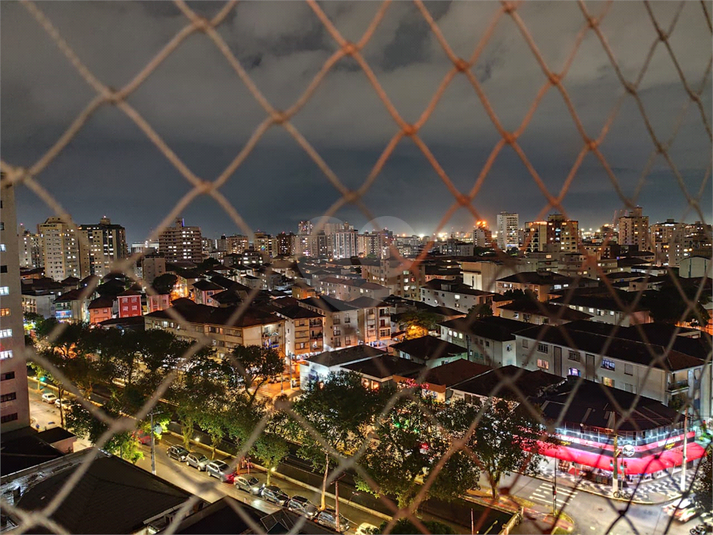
[602,377,615,387]
[536,359,549,370]
[568,367,580,377]
[0,350,13,360]
[0,308,9,317]
[0,287,8,296]
[601,358,615,371]
[0,329,12,338]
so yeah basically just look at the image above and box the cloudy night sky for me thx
[2,1,711,243]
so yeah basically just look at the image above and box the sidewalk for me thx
[462,489,574,534]
[535,462,695,505]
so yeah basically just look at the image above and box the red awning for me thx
[536,442,708,475]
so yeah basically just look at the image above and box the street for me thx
[28,387,697,535]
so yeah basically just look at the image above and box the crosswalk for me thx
[528,482,579,508]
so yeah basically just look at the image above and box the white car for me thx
[55,398,72,410]
[356,522,379,535]
[41,392,57,404]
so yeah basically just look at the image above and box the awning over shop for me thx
[535,441,708,475]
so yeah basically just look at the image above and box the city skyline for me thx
[2,1,711,242]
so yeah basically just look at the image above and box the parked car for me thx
[355,523,379,535]
[41,392,57,404]
[132,430,153,446]
[235,475,264,495]
[54,398,72,410]
[260,485,289,506]
[286,496,318,519]
[206,460,236,483]
[167,445,190,462]
[315,508,349,532]
[185,452,210,471]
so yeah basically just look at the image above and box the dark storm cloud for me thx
[1,0,710,243]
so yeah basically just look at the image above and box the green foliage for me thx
[229,345,284,405]
[373,519,455,534]
[152,273,178,295]
[65,402,144,463]
[291,371,390,508]
[442,399,545,499]
[358,397,480,508]
[641,278,711,325]
[468,302,493,319]
[253,433,289,485]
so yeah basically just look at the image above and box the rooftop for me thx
[391,335,466,362]
[17,452,195,534]
[422,359,491,387]
[192,279,225,292]
[348,296,389,309]
[515,323,706,371]
[535,377,680,432]
[439,316,530,342]
[499,300,592,321]
[453,365,564,400]
[497,271,574,285]
[146,299,283,328]
[299,295,357,313]
[341,354,425,379]
[306,345,386,368]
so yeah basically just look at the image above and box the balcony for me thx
[667,380,689,392]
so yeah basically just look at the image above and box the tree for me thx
[442,398,546,499]
[198,402,231,460]
[291,371,389,509]
[229,345,284,405]
[253,433,289,485]
[169,349,228,449]
[152,273,178,295]
[468,302,493,319]
[692,452,712,512]
[358,397,479,509]
[65,402,144,463]
[400,310,439,340]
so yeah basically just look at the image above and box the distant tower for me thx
[618,207,650,251]
[496,212,519,250]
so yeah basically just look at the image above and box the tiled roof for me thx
[299,295,357,313]
[422,359,491,387]
[453,365,564,399]
[146,300,283,328]
[342,355,424,379]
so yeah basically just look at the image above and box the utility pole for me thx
[150,410,157,475]
[335,479,340,533]
[552,456,557,514]
[680,405,688,491]
[611,434,619,495]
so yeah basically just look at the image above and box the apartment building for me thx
[651,219,687,267]
[524,214,579,253]
[226,235,249,254]
[158,218,203,264]
[514,321,712,417]
[18,227,42,268]
[439,316,529,367]
[274,305,324,359]
[78,217,127,277]
[349,296,392,348]
[117,290,142,318]
[38,216,82,281]
[298,296,359,351]
[495,271,574,301]
[618,207,650,251]
[0,180,30,432]
[420,279,495,311]
[361,258,425,300]
[318,276,390,302]
[141,255,166,285]
[550,293,652,327]
[145,299,285,358]
[461,259,521,293]
[496,212,519,250]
